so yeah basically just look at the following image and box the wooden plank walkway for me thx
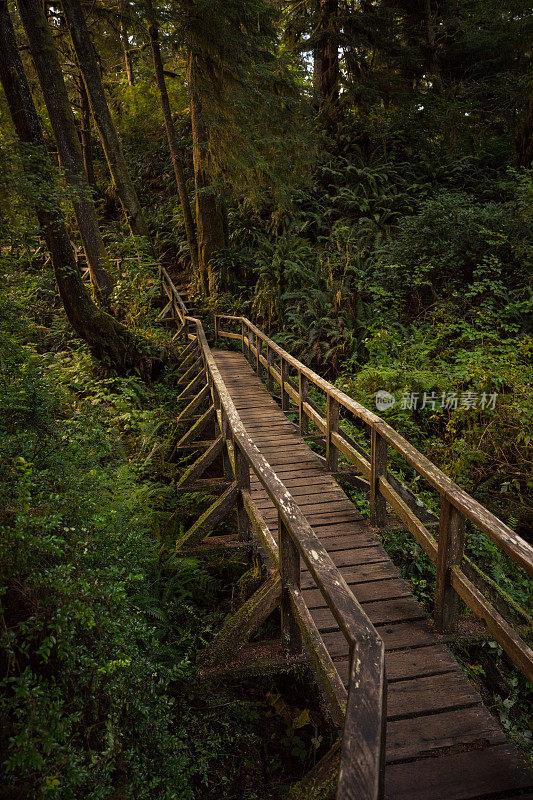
[212,348,533,800]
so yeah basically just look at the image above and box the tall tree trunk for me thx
[0,0,161,376]
[187,52,225,296]
[60,0,152,243]
[424,0,442,94]
[146,0,199,279]
[119,0,135,85]
[16,0,113,298]
[79,77,96,187]
[315,0,339,113]
[516,88,533,168]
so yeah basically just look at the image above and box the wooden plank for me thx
[301,561,400,590]
[384,745,533,800]
[316,529,378,548]
[251,474,339,490]
[262,508,361,527]
[312,596,425,632]
[322,620,436,657]
[253,490,349,507]
[300,545,390,572]
[335,644,460,684]
[303,578,411,609]
[256,498,355,516]
[303,563,402,595]
[386,706,506,763]
[386,671,480,720]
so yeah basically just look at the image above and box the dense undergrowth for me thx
[0,255,335,799]
[202,153,533,534]
[1,6,532,790]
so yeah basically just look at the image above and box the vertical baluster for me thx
[281,358,289,411]
[434,496,466,633]
[279,513,302,655]
[267,345,273,393]
[326,394,339,471]
[241,319,245,356]
[256,335,262,377]
[370,425,387,527]
[235,445,251,542]
[299,372,309,436]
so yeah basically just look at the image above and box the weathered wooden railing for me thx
[162,274,387,799]
[215,314,533,682]
[157,265,189,326]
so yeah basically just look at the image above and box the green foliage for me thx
[0,272,266,799]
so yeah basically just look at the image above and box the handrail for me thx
[215,314,533,683]
[159,265,188,326]
[161,275,387,798]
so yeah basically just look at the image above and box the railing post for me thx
[434,497,466,633]
[279,512,302,655]
[281,358,289,411]
[266,345,273,394]
[241,319,245,356]
[256,334,262,377]
[370,425,387,527]
[219,407,233,481]
[326,394,339,471]
[235,444,251,542]
[299,372,308,436]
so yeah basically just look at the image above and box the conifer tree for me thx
[16,0,113,297]
[0,0,161,375]
[119,0,135,85]
[61,0,152,242]
[145,0,199,280]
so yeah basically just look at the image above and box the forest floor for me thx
[0,253,531,799]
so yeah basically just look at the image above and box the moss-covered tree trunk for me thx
[516,89,533,168]
[187,52,226,297]
[146,0,199,279]
[79,77,96,188]
[0,0,163,377]
[60,0,151,243]
[16,0,113,298]
[315,0,339,113]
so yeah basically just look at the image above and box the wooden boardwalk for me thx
[212,348,533,800]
